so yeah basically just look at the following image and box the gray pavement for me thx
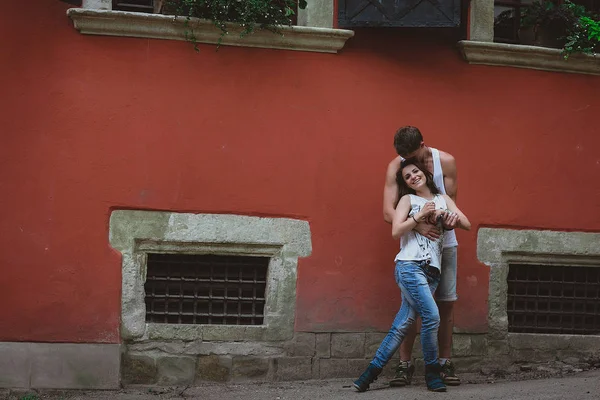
[6,369,600,400]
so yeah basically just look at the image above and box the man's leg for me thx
[399,323,418,360]
[437,301,454,360]
[389,322,417,386]
[437,246,460,385]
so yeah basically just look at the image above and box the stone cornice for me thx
[67,8,354,53]
[459,40,600,75]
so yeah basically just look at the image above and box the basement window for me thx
[109,210,311,342]
[507,264,600,335]
[145,253,268,326]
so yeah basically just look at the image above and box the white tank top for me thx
[394,194,447,271]
[430,148,458,248]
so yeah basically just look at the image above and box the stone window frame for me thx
[109,210,312,343]
[66,0,354,53]
[477,228,600,355]
[460,0,600,75]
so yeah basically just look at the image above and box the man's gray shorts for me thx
[436,246,458,302]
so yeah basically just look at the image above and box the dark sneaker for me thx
[389,360,415,387]
[353,364,383,392]
[425,363,447,392]
[440,360,461,386]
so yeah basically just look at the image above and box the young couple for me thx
[354,126,471,393]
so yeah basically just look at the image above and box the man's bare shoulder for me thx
[388,155,402,170]
[438,150,456,167]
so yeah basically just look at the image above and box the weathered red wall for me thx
[1,2,599,343]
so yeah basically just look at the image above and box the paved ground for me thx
[5,369,600,400]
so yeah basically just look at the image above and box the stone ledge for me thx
[477,228,600,265]
[459,40,600,75]
[67,8,354,53]
[0,342,120,389]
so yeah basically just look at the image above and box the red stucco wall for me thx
[1,2,599,343]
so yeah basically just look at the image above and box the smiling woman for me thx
[396,159,440,201]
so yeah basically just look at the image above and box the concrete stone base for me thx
[122,332,494,384]
[121,327,600,384]
[508,333,600,364]
[3,332,599,389]
[0,342,120,389]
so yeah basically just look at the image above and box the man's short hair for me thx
[394,126,423,156]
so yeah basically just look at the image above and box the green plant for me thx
[583,15,600,40]
[522,0,584,29]
[19,394,39,400]
[521,1,599,58]
[564,14,600,58]
[562,1,600,58]
[164,0,308,50]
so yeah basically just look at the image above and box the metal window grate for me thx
[507,264,600,334]
[144,253,269,325]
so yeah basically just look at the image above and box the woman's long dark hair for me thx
[396,158,440,199]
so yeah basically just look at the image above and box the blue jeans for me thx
[371,260,441,368]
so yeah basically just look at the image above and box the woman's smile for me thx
[403,166,426,190]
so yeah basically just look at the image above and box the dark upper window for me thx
[494,0,600,44]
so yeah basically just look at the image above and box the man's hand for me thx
[442,212,459,231]
[414,222,441,240]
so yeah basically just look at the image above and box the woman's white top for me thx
[394,194,447,271]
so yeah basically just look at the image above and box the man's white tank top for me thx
[394,194,447,271]
[430,148,458,248]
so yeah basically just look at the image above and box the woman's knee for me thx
[401,316,415,332]
[393,316,415,336]
[421,312,440,331]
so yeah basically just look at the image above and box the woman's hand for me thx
[427,209,446,225]
[415,202,436,222]
[442,211,459,230]
[441,194,471,231]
